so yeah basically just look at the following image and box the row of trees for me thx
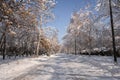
[62,0,120,57]
[0,0,60,59]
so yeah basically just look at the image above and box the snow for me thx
[0,53,120,80]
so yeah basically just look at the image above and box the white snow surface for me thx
[0,53,120,80]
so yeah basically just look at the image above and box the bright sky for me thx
[46,0,97,43]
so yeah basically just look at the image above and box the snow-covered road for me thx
[0,53,120,80]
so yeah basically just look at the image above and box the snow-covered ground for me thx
[0,53,120,80]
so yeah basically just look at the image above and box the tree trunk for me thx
[36,15,42,56]
[109,0,117,63]
[3,31,6,60]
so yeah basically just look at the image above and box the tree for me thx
[0,0,57,59]
[95,0,120,62]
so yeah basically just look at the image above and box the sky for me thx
[46,0,97,43]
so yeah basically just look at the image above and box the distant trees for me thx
[44,27,60,54]
[0,0,59,59]
[62,0,120,57]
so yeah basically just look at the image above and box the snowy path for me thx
[0,53,120,80]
